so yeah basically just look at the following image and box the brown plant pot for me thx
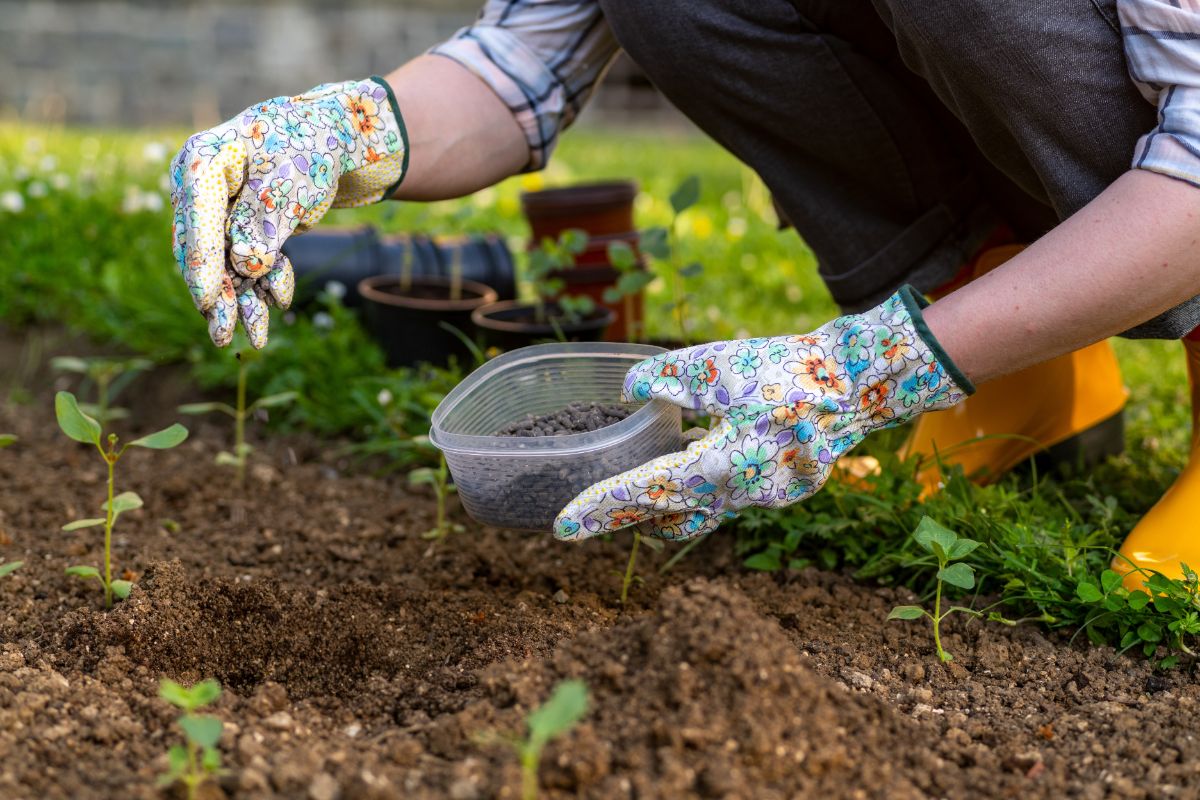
[471,300,616,352]
[359,275,498,368]
[521,181,638,242]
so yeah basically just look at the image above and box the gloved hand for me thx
[554,287,974,541]
[169,76,408,348]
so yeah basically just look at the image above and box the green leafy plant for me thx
[0,560,21,578]
[635,175,705,344]
[1076,562,1200,668]
[0,434,16,448]
[603,240,654,342]
[51,355,153,425]
[158,678,224,800]
[887,516,983,663]
[482,679,590,800]
[56,391,187,608]
[409,448,464,540]
[526,228,596,326]
[178,351,296,483]
[614,529,664,605]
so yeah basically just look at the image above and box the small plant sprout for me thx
[604,240,654,342]
[636,175,704,344]
[56,391,188,608]
[158,678,224,800]
[177,351,296,483]
[409,446,464,540]
[887,516,983,663]
[0,434,16,448]
[482,679,590,800]
[0,560,21,579]
[51,355,153,425]
[615,529,663,605]
[527,228,595,327]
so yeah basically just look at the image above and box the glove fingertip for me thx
[237,286,271,350]
[266,256,296,310]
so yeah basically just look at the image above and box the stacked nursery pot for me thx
[472,181,648,349]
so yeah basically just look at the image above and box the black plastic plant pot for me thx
[380,234,518,302]
[281,226,383,310]
[470,300,616,352]
[359,275,498,368]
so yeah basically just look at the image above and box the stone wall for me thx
[1,0,670,128]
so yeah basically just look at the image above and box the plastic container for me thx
[429,343,683,531]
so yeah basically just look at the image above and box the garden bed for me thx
[1,375,1198,800]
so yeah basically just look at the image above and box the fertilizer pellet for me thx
[493,402,633,437]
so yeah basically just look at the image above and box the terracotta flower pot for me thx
[359,275,498,368]
[521,181,638,242]
[471,300,616,352]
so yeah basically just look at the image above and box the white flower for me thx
[142,141,168,162]
[312,312,335,329]
[121,185,143,214]
[38,155,57,172]
[26,181,47,198]
[51,173,70,190]
[377,389,393,406]
[142,192,163,212]
[0,191,24,213]
[324,280,347,300]
[12,165,28,181]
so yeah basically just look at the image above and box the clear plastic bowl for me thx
[428,342,683,531]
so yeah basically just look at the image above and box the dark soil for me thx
[493,402,633,437]
[2,341,1199,798]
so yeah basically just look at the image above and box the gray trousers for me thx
[598,0,1200,339]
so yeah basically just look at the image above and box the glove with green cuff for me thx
[554,287,975,541]
[169,76,409,349]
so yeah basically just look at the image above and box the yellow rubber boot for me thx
[1114,339,1200,590]
[898,245,1129,492]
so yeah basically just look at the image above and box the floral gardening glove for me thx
[169,76,409,349]
[554,287,975,541]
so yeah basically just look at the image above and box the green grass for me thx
[1,122,1196,660]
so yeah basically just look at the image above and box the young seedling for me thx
[635,176,705,344]
[615,530,664,605]
[158,678,224,800]
[887,516,982,663]
[177,352,296,483]
[0,434,15,448]
[527,228,595,328]
[409,448,464,540]
[0,560,21,579]
[0,434,19,577]
[51,355,153,426]
[56,391,187,608]
[603,240,655,342]
[481,679,590,800]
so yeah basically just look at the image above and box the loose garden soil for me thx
[494,403,633,437]
[1,348,1198,799]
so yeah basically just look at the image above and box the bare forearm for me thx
[926,170,1200,385]
[384,55,528,201]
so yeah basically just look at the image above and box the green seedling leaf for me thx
[743,551,781,571]
[201,746,222,772]
[177,402,237,417]
[110,580,132,600]
[1128,590,1151,611]
[1138,621,1163,643]
[0,434,16,448]
[250,391,299,411]
[179,715,223,749]
[913,516,957,559]
[0,561,22,578]
[55,391,102,445]
[1076,580,1103,603]
[607,240,637,271]
[66,565,101,580]
[50,356,90,374]
[63,518,106,531]
[947,538,981,560]
[640,227,670,259]
[102,491,143,515]
[678,262,704,278]
[616,270,655,294]
[887,605,926,621]
[127,423,188,450]
[937,562,976,590]
[1100,569,1124,594]
[214,451,241,467]
[560,228,588,255]
[159,679,192,709]
[157,745,189,785]
[409,467,437,486]
[189,679,222,708]
[669,175,700,214]
[640,536,665,553]
[527,679,589,750]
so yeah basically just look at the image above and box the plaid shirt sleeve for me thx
[1119,0,1200,188]
[430,0,619,172]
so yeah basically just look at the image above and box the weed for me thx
[158,678,224,800]
[56,391,187,608]
[178,351,296,483]
[887,517,984,663]
[480,679,590,800]
[409,448,464,540]
[51,355,153,426]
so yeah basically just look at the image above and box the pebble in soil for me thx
[493,402,633,437]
